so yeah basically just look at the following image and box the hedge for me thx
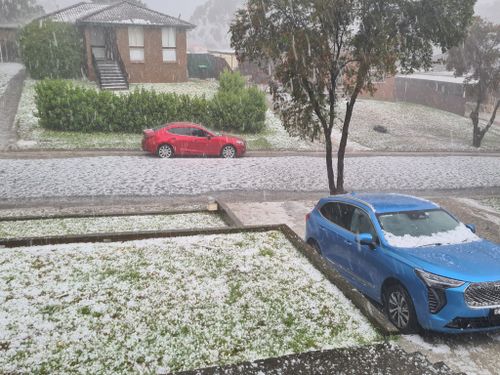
[20,20,82,80]
[35,73,266,134]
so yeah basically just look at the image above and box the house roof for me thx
[41,1,195,29]
[43,2,110,24]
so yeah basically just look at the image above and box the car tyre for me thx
[384,283,419,334]
[157,144,174,159]
[221,145,236,159]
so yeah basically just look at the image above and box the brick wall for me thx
[83,25,189,83]
[395,77,466,116]
[115,26,188,83]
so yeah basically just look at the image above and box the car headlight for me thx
[415,269,465,289]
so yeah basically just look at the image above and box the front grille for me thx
[465,281,500,308]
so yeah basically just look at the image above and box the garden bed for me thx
[0,212,226,239]
[0,230,380,374]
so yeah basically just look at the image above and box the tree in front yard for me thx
[231,0,474,194]
[19,20,82,79]
[447,17,500,148]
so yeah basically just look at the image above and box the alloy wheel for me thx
[221,145,236,158]
[388,290,410,329]
[158,145,173,158]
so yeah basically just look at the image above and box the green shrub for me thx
[34,73,267,134]
[20,20,82,79]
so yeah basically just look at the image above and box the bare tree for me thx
[447,17,500,148]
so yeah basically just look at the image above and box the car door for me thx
[167,127,190,155]
[316,202,356,276]
[317,202,344,265]
[346,206,385,298]
[189,128,211,155]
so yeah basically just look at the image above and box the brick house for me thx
[41,1,195,89]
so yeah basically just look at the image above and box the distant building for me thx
[207,49,238,70]
[0,23,22,62]
[39,1,195,89]
[362,71,480,117]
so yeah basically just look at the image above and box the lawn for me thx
[0,231,380,374]
[0,212,226,239]
[14,79,315,151]
[342,99,500,151]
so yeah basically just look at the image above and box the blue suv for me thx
[305,193,500,333]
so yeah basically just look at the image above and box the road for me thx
[1,155,500,200]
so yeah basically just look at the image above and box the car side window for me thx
[168,127,189,135]
[192,128,208,137]
[350,207,377,239]
[336,203,356,230]
[320,202,343,226]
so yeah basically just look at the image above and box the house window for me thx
[128,26,144,62]
[162,27,176,62]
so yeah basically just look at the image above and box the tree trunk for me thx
[470,107,482,147]
[324,127,336,195]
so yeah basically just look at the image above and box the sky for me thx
[39,0,500,24]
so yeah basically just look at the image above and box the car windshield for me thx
[377,209,479,248]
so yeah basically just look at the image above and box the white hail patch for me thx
[0,232,379,373]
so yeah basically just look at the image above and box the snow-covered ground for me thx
[0,212,226,239]
[128,79,219,99]
[0,63,23,97]
[0,231,379,373]
[1,155,499,199]
[344,99,500,151]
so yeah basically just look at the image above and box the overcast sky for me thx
[40,0,500,23]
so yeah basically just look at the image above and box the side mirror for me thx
[207,135,212,140]
[465,224,476,233]
[356,233,374,246]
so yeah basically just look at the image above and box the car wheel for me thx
[307,239,322,255]
[157,144,173,159]
[384,283,419,333]
[221,145,236,159]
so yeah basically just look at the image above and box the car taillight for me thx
[306,212,311,221]
[143,129,154,138]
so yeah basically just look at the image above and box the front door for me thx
[90,27,114,60]
[90,27,106,60]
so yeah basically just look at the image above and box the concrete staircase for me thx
[95,60,128,91]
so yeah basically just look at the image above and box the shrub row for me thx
[35,73,267,134]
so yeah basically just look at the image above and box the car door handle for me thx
[171,138,176,140]
[343,239,352,245]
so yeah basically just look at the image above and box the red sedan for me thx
[142,122,246,158]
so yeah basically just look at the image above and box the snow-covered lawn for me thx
[0,231,379,373]
[343,99,500,151]
[128,79,219,99]
[0,63,23,96]
[0,212,226,239]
